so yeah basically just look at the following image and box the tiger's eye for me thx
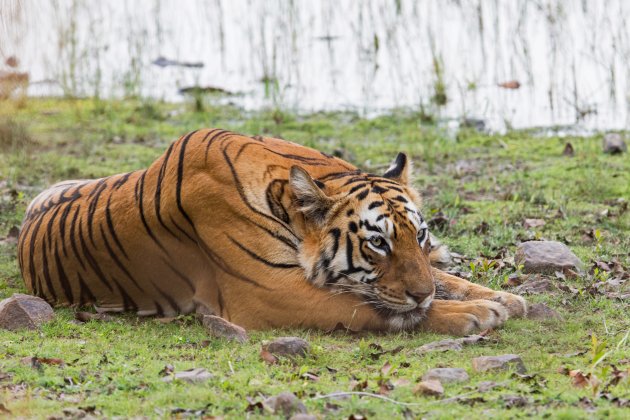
[370,237,383,247]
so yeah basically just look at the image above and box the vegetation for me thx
[0,99,628,418]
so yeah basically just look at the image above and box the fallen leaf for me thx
[380,361,392,376]
[568,369,600,390]
[0,403,11,415]
[607,366,630,387]
[498,80,521,89]
[301,371,320,381]
[21,356,65,368]
[260,349,278,365]
[351,379,368,391]
[368,343,403,360]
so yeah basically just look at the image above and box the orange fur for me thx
[18,130,525,334]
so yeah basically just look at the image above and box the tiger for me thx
[18,129,526,335]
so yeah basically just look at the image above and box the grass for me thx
[0,98,629,418]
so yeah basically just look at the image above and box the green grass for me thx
[0,99,629,418]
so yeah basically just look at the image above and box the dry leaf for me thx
[260,349,278,365]
[498,80,521,89]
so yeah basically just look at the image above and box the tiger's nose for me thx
[406,290,432,304]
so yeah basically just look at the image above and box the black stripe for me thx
[368,201,384,209]
[77,272,96,305]
[137,171,168,253]
[204,129,229,162]
[105,195,129,259]
[45,205,63,252]
[197,237,272,290]
[40,240,58,302]
[162,258,196,293]
[348,183,367,194]
[69,205,87,270]
[228,236,299,269]
[151,281,182,314]
[175,130,199,233]
[112,172,132,190]
[99,225,144,292]
[222,142,298,239]
[58,201,74,257]
[87,179,108,247]
[78,222,114,292]
[54,247,74,302]
[356,189,369,201]
[154,142,181,239]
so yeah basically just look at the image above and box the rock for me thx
[161,367,213,383]
[502,395,529,408]
[514,278,556,295]
[416,335,487,353]
[422,368,469,383]
[523,218,545,229]
[263,392,307,417]
[0,294,54,331]
[603,133,627,154]
[526,303,562,321]
[263,337,310,358]
[413,379,444,396]
[472,354,527,374]
[201,315,248,343]
[515,241,582,275]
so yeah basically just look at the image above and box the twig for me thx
[309,390,479,407]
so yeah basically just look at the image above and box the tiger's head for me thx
[290,153,434,329]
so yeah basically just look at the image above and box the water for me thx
[1,0,629,131]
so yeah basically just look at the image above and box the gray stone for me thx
[422,368,469,383]
[515,241,582,275]
[603,133,627,154]
[413,379,444,396]
[161,367,213,383]
[416,335,487,353]
[201,315,248,343]
[263,392,307,417]
[263,337,310,357]
[472,354,527,374]
[526,303,562,321]
[514,278,556,295]
[0,294,54,331]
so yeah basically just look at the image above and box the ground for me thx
[0,99,628,418]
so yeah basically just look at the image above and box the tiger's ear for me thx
[383,152,412,185]
[289,166,333,224]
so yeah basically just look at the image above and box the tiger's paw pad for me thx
[491,292,527,318]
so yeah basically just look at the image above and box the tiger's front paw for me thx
[421,299,508,336]
[490,291,527,318]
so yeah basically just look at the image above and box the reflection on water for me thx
[1,0,629,130]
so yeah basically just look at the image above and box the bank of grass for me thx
[0,98,628,418]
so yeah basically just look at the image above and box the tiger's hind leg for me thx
[431,268,527,318]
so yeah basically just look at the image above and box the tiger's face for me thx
[290,153,435,327]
